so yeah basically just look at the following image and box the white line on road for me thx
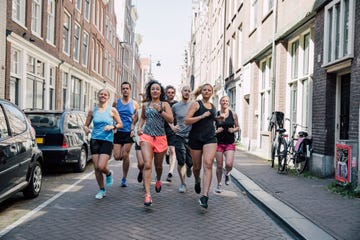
[0,170,94,238]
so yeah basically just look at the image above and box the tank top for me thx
[143,102,165,136]
[91,105,114,142]
[216,110,235,144]
[189,100,216,141]
[116,98,135,132]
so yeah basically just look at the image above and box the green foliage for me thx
[327,182,360,198]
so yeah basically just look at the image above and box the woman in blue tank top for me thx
[84,89,123,200]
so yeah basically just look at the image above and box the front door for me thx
[336,73,350,141]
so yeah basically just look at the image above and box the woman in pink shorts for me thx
[137,80,173,206]
[215,96,240,193]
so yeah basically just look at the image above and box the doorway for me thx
[336,73,350,140]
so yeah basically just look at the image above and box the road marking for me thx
[0,171,94,238]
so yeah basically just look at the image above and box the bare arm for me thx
[228,112,240,133]
[160,101,174,123]
[184,101,210,125]
[111,107,123,129]
[137,104,146,135]
[83,110,93,135]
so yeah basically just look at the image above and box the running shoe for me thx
[166,173,173,182]
[137,171,143,183]
[199,195,208,209]
[120,178,127,187]
[105,170,113,187]
[178,184,187,193]
[194,179,201,194]
[144,194,152,206]
[225,174,230,185]
[186,166,192,178]
[95,189,106,199]
[216,184,222,193]
[155,180,162,193]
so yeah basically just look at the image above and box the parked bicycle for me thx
[269,112,313,174]
[282,120,313,174]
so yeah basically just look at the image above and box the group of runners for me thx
[83,81,240,209]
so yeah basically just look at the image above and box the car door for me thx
[64,112,81,161]
[2,102,32,183]
[0,104,16,195]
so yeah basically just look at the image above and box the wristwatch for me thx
[158,109,163,114]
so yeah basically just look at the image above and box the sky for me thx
[134,0,193,88]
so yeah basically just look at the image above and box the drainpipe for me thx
[270,0,278,113]
[221,0,227,97]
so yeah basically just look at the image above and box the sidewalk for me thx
[231,148,360,240]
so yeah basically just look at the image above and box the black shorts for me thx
[90,139,113,155]
[114,131,134,145]
[134,143,141,150]
[166,133,177,146]
[174,135,192,167]
[188,136,217,150]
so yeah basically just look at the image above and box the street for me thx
[0,149,292,240]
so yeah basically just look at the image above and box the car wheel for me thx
[23,161,42,198]
[74,147,87,172]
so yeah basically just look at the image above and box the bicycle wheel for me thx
[294,142,309,174]
[271,144,276,168]
[270,128,276,168]
[277,137,287,172]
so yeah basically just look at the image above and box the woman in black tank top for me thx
[214,96,240,193]
[185,83,220,209]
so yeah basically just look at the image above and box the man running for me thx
[113,82,139,187]
[170,85,193,192]
[164,85,178,182]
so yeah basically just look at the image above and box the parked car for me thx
[24,110,91,172]
[0,99,43,203]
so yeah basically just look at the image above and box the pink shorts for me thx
[217,143,236,153]
[140,134,168,153]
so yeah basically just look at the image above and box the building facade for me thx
[5,0,136,111]
[190,0,359,177]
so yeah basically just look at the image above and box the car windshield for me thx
[27,113,62,131]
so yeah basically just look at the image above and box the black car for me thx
[0,99,43,203]
[24,110,91,172]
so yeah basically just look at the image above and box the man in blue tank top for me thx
[113,82,139,187]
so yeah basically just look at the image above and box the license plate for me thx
[36,137,44,144]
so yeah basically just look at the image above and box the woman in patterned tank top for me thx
[137,80,173,207]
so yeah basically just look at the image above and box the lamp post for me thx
[148,55,161,81]
[119,41,127,85]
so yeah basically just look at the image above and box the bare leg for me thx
[215,151,224,185]
[202,143,217,196]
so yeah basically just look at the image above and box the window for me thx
[263,0,274,15]
[0,108,9,139]
[74,23,81,62]
[76,0,82,12]
[49,66,55,110]
[290,83,297,125]
[31,0,42,35]
[259,56,271,131]
[83,82,88,110]
[3,102,27,135]
[291,40,299,79]
[84,0,91,21]
[12,0,26,25]
[63,72,69,110]
[250,0,258,31]
[63,12,71,55]
[82,31,89,66]
[47,0,55,44]
[288,31,313,127]
[26,56,45,109]
[71,77,81,110]
[324,0,355,64]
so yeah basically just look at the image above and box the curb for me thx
[231,168,336,240]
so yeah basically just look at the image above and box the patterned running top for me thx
[143,102,165,136]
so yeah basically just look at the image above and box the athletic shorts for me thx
[166,133,177,146]
[90,139,113,155]
[134,142,141,150]
[174,135,192,167]
[217,143,236,152]
[188,136,217,150]
[140,134,168,153]
[114,131,134,145]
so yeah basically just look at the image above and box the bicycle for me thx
[269,112,313,174]
[283,120,313,174]
[269,112,288,172]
